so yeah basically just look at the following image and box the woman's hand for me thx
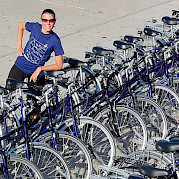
[30,67,42,83]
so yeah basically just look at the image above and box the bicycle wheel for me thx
[0,155,43,178]
[139,83,179,130]
[64,66,102,115]
[158,76,179,95]
[34,132,93,179]
[58,117,116,173]
[2,90,40,132]
[169,77,179,95]
[93,105,147,155]
[65,65,102,93]
[105,69,122,90]
[120,95,168,142]
[8,142,71,179]
[119,150,172,174]
[75,66,102,98]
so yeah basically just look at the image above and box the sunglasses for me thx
[41,18,56,23]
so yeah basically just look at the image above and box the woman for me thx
[7,9,64,85]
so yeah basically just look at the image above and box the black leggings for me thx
[7,64,45,86]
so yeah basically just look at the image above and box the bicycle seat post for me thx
[102,56,106,70]
[175,40,179,54]
[0,94,5,148]
[67,82,78,137]
[15,86,31,160]
[79,66,84,86]
[15,87,26,123]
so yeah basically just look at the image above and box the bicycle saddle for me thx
[64,57,87,67]
[44,70,65,78]
[156,139,179,153]
[144,27,161,37]
[124,35,143,43]
[44,70,69,87]
[128,175,145,179]
[92,46,114,56]
[162,16,179,25]
[139,164,169,178]
[113,40,133,50]
[6,78,28,90]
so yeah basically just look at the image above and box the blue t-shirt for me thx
[15,22,64,74]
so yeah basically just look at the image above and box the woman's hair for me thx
[41,9,56,19]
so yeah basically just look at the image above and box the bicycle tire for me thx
[0,155,43,179]
[8,142,71,179]
[34,132,93,179]
[93,105,147,155]
[158,76,179,95]
[120,149,172,174]
[120,95,168,141]
[138,83,179,130]
[65,65,102,93]
[64,66,102,114]
[75,66,102,94]
[58,117,116,173]
[106,70,121,90]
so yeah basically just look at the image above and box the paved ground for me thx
[0,0,178,86]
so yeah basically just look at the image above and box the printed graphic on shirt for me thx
[24,37,48,65]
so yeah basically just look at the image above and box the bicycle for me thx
[5,74,115,178]
[2,78,71,178]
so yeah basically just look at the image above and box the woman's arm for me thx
[30,55,63,82]
[17,21,26,56]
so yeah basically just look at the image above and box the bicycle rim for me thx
[59,116,116,173]
[34,132,93,179]
[139,84,179,130]
[93,105,147,155]
[0,155,43,179]
[8,142,71,178]
[120,95,168,142]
